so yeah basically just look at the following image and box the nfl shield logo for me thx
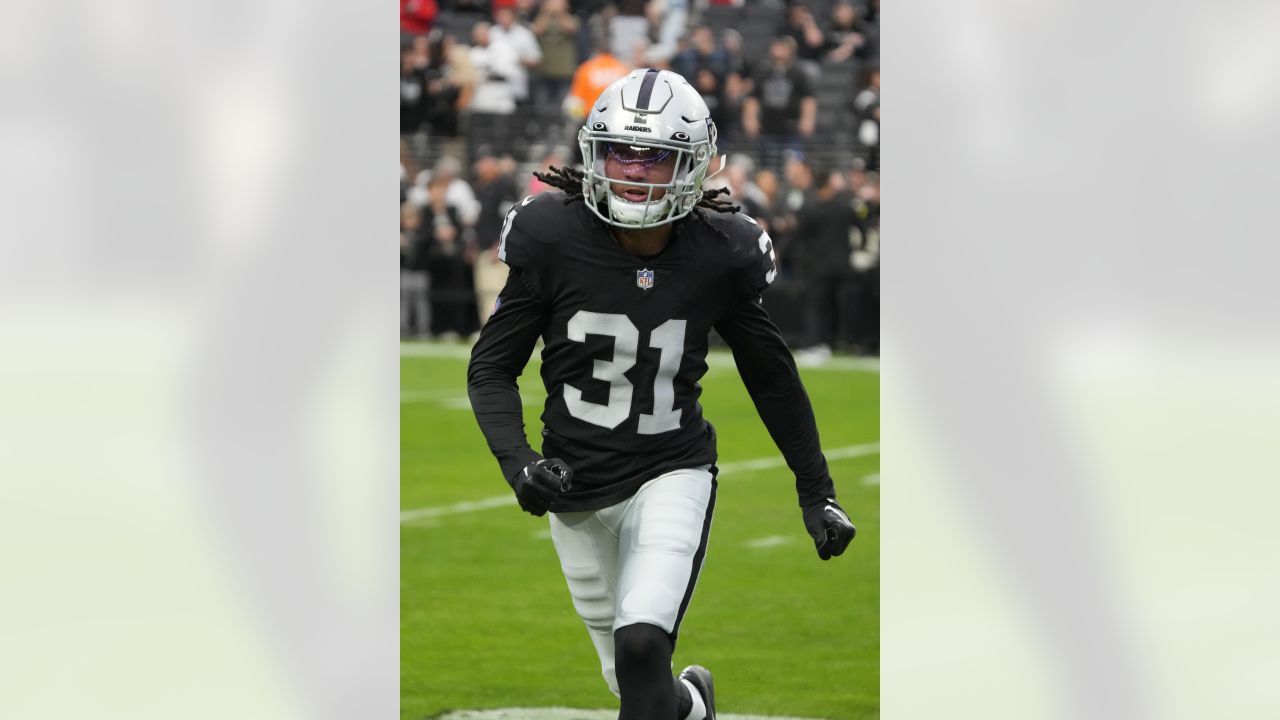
[636,268,655,290]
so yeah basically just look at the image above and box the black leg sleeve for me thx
[614,623,676,720]
[673,674,693,718]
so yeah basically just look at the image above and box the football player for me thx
[467,68,856,720]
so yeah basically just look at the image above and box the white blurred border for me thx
[5,0,1279,717]
[0,2,397,718]
[888,0,1280,718]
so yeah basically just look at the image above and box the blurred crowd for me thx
[401,0,879,354]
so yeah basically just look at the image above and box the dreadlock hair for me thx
[533,165,741,215]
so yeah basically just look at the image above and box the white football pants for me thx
[549,466,717,697]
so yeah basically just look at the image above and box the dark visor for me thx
[603,142,673,167]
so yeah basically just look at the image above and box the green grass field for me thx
[401,342,879,720]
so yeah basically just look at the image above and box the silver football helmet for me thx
[578,68,719,228]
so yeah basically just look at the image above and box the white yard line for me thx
[744,535,794,549]
[436,709,832,720]
[400,389,461,403]
[400,495,517,523]
[401,442,879,524]
[717,442,879,473]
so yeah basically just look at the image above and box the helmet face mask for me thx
[579,69,718,229]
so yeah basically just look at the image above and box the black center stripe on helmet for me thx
[635,68,661,111]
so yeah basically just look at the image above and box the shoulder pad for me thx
[497,192,570,268]
[699,210,778,293]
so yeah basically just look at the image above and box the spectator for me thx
[848,163,880,233]
[431,155,482,228]
[706,153,767,219]
[470,155,519,324]
[672,28,732,131]
[422,176,478,338]
[527,146,572,195]
[692,68,730,136]
[853,65,879,169]
[782,151,815,214]
[531,0,581,107]
[626,38,654,70]
[401,0,439,41]
[846,166,879,353]
[414,32,464,138]
[469,22,521,114]
[400,139,420,205]
[408,155,481,230]
[794,165,858,355]
[778,3,827,70]
[720,28,751,81]
[716,71,748,142]
[401,202,431,338]
[491,6,543,103]
[733,156,770,219]
[438,30,477,113]
[671,25,728,82]
[824,1,867,64]
[451,0,491,25]
[850,215,879,354]
[610,0,651,62]
[401,46,429,136]
[853,65,879,116]
[468,21,522,156]
[648,0,690,64]
[718,29,752,142]
[511,0,538,17]
[563,32,630,122]
[771,152,815,271]
[410,33,432,70]
[742,37,816,171]
[862,0,880,62]
[570,0,611,62]
[750,168,785,244]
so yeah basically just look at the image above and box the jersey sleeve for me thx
[713,295,835,507]
[712,211,779,299]
[496,195,536,269]
[467,267,550,486]
[742,221,779,297]
[496,193,562,298]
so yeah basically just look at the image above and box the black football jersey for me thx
[469,191,832,512]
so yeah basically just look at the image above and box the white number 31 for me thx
[562,311,686,434]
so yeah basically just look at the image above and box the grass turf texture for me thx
[401,343,879,720]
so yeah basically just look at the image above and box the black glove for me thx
[802,497,856,560]
[512,458,574,517]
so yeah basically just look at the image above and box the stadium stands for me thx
[402,0,879,352]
